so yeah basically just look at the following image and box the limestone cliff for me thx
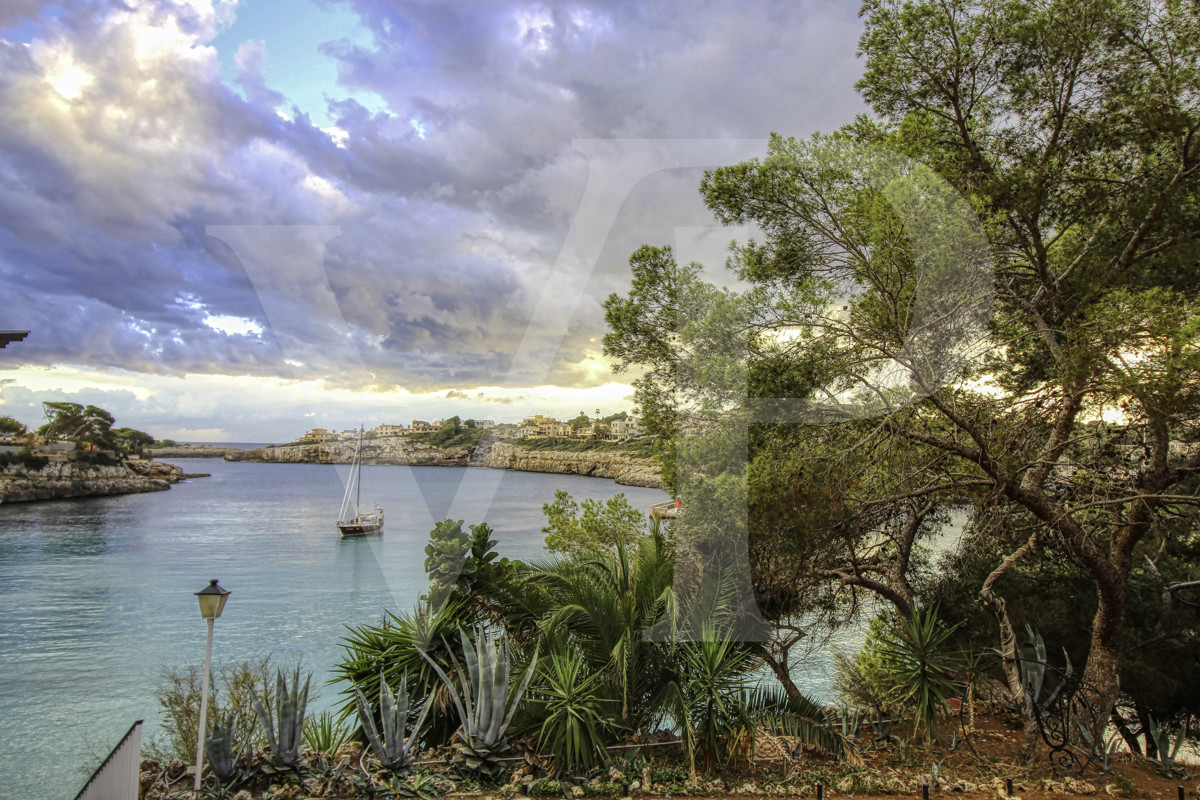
[225,438,473,467]
[477,442,665,489]
[0,458,184,504]
[150,444,246,459]
[224,433,665,489]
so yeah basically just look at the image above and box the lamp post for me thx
[193,578,230,793]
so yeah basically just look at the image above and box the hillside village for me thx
[297,411,644,445]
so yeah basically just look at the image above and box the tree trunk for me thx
[1081,578,1126,742]
[979,532,1042,762]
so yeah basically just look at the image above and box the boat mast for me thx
[355,425,363,515]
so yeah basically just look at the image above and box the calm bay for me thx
[0,457,667,800]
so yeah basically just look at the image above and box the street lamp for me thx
[193,578,230,792]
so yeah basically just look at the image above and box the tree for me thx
[605,0,1200,741]
[0,416,26,436]
[541,490,647,556]
[38,402,116,449]
[111,427,155,455]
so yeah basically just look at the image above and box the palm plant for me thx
[667,628,756,775]
[529,531,677,733]
[421,627,539,776]
[250,666,311,772]
[354,670,434,772]
[533,653,614,775]
[746,685,853,760]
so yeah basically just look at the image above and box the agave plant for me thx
[355,670,434,772]
[332,595,473,748]
[1147,716,1186,775]
[205,710,253,782]
[421,627,538,776]
[250,665,311,772]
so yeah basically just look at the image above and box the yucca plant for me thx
[205,711,253,783]
[250,665,311,772]
[668,629,755,774]
[355,670,434,772]
[535,653,614,774]
[421,627,539,776]
[303,710,353,758]
[876,606,962,746]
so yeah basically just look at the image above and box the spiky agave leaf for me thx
[420,626,538,775]
[355,670,435,771]
[251,666,311,770]
[205,711,252,782]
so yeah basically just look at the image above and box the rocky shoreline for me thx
[0,458,186,504]
[223,432,665,489]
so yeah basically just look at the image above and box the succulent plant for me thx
[205,710,252,782]
[423,520,475,602]
[354,670,433,772]
[250,665,311,771]
[421,627,538,776]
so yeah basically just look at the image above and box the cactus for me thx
[205,711,252,782]
[250,665,311,771]
[421,627,538,776]
[354,670,433,772]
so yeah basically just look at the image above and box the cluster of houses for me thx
[295,413,644,445]
[513,414,642,441]
[297,419,496,443]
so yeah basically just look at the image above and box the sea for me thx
[0,454,866,800]
[0,455,673,800]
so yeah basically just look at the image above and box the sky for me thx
[0,0,868,443]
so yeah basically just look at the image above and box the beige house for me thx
[375,423,408,437]
[300,427,337,443]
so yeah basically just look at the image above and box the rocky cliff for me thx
[0,458,184,504]
[224,434,665,488]
[150,444,247,459]
[224,438,473,467]
[476,442,665,488]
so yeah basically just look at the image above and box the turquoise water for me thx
[0,459,667,800]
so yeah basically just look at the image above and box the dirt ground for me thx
[139,709,1198,800]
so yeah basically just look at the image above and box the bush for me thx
[147,655,280,763]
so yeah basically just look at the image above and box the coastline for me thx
[212,431,666,489]
[0,457,185,504]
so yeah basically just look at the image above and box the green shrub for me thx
[148,656,275,763]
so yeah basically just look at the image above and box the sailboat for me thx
[337,426,384,536]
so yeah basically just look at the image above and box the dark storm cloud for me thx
[0,0,866,392]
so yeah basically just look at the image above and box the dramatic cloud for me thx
[0,0,867,436]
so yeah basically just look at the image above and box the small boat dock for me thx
[650,499,682,520]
